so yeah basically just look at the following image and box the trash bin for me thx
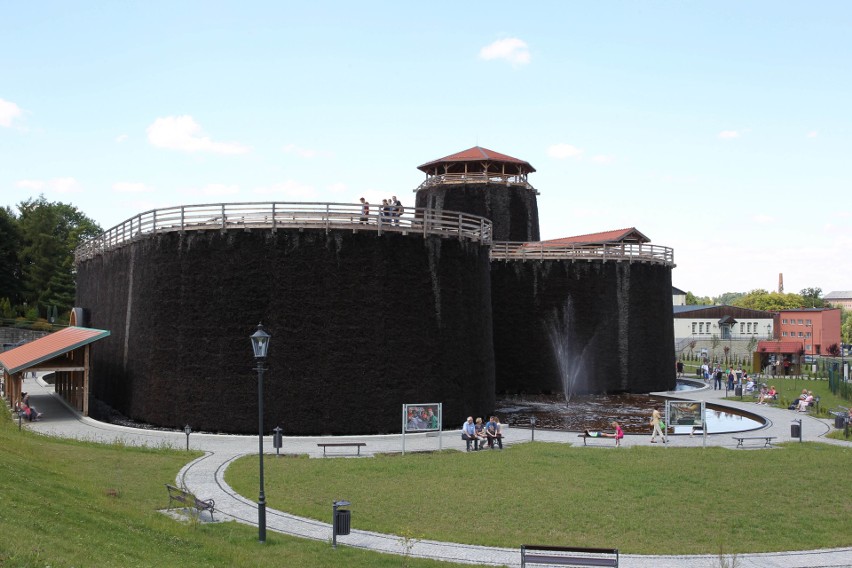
[335,509,351,536]
[791,422,801,438]
[735,386,742,396]
[835,415,847,430]
[273,428,283,449]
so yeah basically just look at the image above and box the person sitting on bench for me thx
[461,416,478,451]
[757,386,776,405]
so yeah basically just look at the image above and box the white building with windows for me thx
[673,305,776,361]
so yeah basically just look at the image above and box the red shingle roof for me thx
[417,146,535,173]
[0,327,110,375]
[535,227,650,247]
[757,340,802,354]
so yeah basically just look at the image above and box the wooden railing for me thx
[490,241,675,267]
[415,172,536,191]
[74,202,493,263]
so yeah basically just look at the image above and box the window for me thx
[798,319,803,325]
[806,332,811,338]
[806,319,812,325]
[782,332,788,337]
[740,323,744,334]
[699,322,704,333]
[798,331,804,337]
[782,319,788,324]
[806,344,812,351]
[692,323,696,334]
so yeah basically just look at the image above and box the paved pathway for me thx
[16,374,852,567]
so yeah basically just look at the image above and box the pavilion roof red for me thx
[535,227,650,247]
[417,146,535,173]
[0,327,110,375]
[757,340,802,354]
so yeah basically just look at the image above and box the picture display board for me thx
[401,403,442,454]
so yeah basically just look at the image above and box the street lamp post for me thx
[250,323,271,544]
[184,424,191,451]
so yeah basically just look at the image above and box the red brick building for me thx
[775,308,842,356]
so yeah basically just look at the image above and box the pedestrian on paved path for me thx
[650,408,665,443]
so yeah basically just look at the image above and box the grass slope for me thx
[0,415,469,568]
[228,442,852,555]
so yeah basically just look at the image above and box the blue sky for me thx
[2,2,850,298]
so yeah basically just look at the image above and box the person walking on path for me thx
[650,408,665,443]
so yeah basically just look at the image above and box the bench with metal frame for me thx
[521,544,619,567]
[317,442,367,456]
[165,484,215,520]
[731,436,776,448]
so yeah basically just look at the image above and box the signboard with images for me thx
[401,403,442,454]
[403,403,441,432]
[665,400,707,447]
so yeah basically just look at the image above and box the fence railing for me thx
[74,202,493,262]
[490,241,675,266]
[415,173,536,191]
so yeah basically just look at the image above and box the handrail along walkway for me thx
[490,241,675,267]
[74,202,493,262]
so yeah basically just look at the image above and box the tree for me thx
[732,289,804,312]
[799,287,824,308]
[715,292,744,306]
[686,292,712,305]
[0,206,22,303]
[710,334,720,361]
[16,196,101,315]
[842,309,851,344]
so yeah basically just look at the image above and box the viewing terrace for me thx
[74,202,493,262]
[490,241,675,267]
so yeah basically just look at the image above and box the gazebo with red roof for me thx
[414,146,541,242]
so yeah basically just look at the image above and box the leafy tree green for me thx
[685,291,712,305]
[16,196,101,315]
[799,287,825,308]
[842,309,851,344]
[732,289,804,311]
[0,206,22,303]
[715,291,745,306]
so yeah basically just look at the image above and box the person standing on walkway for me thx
[650,408,665,443]
[714,368,723,390]
[359,197,370,224]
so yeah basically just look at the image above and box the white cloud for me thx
[806,131,818,138]
[146,115,249,155]
[282,143,321,158]
[253,180,315,199]
[547,143,584,159]
[115,134,129,143]
[0,98,23,127]
[17,177,80,193]
[591,155,614,165]
[479,38,531,66]
[112,182,151,193]
[718,130,740,139]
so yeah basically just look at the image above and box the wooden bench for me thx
[521,545,619,567]
[732,436,776,448]
[317,442,366,456]
[165,484,215,520]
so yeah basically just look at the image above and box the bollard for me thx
[184,425,191,451]
[530,416,536,442]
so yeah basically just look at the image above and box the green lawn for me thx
[228,441,852,555]
[0,415,468,568]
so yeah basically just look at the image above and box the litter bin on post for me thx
[273,426,283,456]
[835,415,847,430]
[332,500,351,548]
[735,385,742,397]
[791,419,802,441]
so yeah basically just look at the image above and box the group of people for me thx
[461,415,503,451]
[756,385,777,405]
[700,363,750,391]
[15,392,42,422]
[792,389,816,412]
[583,421,625,446]
[359,196,403,226]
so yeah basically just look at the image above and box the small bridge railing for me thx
[490,241,675,267]
[415,172,536,191]
[74,202,493,262]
